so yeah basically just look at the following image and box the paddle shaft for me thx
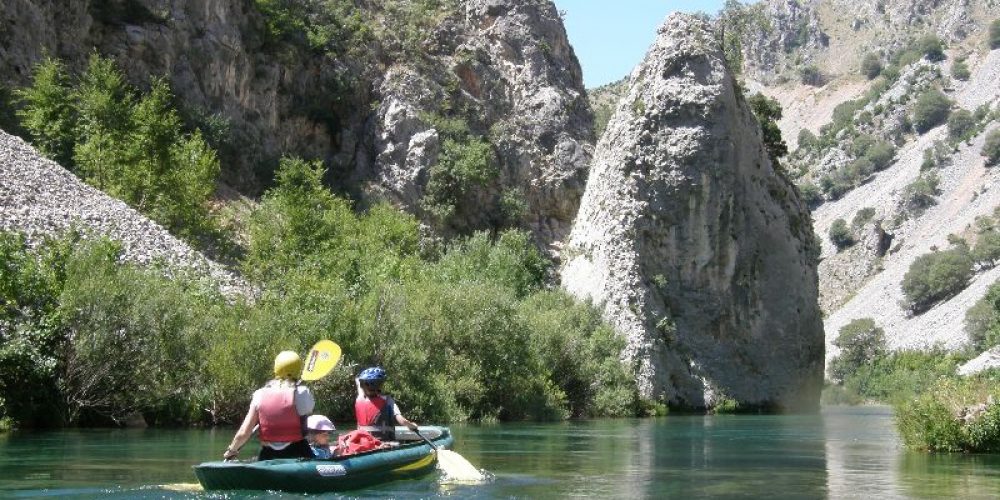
[415,429,438,450]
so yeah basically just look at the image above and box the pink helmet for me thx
[306,415,335,432]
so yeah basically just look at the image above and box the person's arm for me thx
[394,409,418,431]
[355,377,365,399]
[223,404,259,460]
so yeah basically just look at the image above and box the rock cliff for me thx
[561,14,824,409]
[0,0,591,246]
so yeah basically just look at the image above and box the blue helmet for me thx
[359,366,386,383]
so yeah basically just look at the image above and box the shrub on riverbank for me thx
[0,158,642,429]
[896,373,1000,452]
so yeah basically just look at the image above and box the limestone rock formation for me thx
[370,0,593,244]
[561,14,824,410]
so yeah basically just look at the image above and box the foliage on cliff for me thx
[15,56,218,239]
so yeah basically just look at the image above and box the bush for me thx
[798,182,822,207]
[865,141,896,171]
[828,318,886,384]
[852,207,876,229]
[947,109,975,141]
[829,218,855,250]
[951,60,971,81]
[901,247,974,313]
[965,283,1000,351]
[912,90,953,133]
[896,374,1000,452]
[990,19,1000,50]
[902,172,940,214]
[861,53,883,79]
[916,34,946,62]
[797,128,817,150]
[983,129,1000,166]
[972,231,1000,268]
[421,117,498,226]
[799,65,822,86]
[845,350,962,403]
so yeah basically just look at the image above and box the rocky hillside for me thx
[0,129,245,295]
[561,14,823,410]
[0,0,592,246]
[733,0,1000,362]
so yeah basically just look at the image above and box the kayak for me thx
[194,426,454,493]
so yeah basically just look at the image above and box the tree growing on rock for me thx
[748,92,788,165]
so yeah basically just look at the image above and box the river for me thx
[1,406,998,498]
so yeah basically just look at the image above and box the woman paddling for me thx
[223,351,315,461]
[355,367,419,442]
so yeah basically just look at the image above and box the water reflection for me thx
[2,409,1000,498]
[823,406,903,498]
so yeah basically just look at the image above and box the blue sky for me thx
[552,0,726,88]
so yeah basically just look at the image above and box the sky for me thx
[552,0,726,88]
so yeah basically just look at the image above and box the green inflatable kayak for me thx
[194,426,454,493]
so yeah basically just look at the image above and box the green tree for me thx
[902,247,974,313]
[828,318,886,384]
[916,34,946,62]
[829,218,855,250]
[748,92,788,164]
[861,53,883,79]
[989,19,1000,50]
[72,53,133,191]
[983,129,1000,166]
[912,90,953,133]
[798,182,822,207]
[15,58,78,166]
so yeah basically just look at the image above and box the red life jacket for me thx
[355,395,396,441]
[258,387,303,443]
[337,430,383,456]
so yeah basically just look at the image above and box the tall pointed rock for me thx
[561,14,823,410]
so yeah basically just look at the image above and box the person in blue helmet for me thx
[354,367,418,442]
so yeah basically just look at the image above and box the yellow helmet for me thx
[274,351,302,380]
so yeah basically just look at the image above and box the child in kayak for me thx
[306,415,340,459]
[355,367,419,442]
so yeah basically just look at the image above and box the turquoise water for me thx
[1,406,999,498]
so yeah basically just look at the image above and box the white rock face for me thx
[0,129,245,296]
[561,14,824,410]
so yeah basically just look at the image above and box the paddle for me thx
[415,429,486,483]
[301,339,342,381]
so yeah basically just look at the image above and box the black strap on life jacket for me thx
[372,396,396,441]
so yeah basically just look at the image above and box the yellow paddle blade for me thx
[301,340,342,381]
[436,449,487,483]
